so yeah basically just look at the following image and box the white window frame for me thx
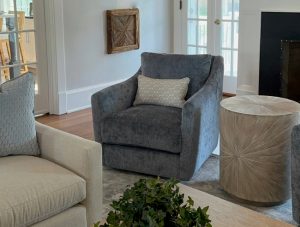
[0,0,37,79]
[173,0,240,94]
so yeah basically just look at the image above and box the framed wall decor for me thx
[106,8,140,54]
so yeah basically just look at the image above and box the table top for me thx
[221,95,300,116]
[179,184,295,227]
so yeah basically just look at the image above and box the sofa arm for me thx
[180,56,224,180]
[91,70,140,142]
[36,122,102,227]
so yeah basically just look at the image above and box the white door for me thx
[175,0,239,94]
[0,0,49,114]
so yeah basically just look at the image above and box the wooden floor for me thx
[36,108,94,140]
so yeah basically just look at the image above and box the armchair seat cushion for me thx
[100,105,182,154]
[0,156,86,226]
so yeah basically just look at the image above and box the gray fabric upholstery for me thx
[92,52,224,180]
[180,55,224,179]
[141,52,213,98]
[103,144,180,178]
[92,70,140,143]
[292,124,300,224]
[101,105,182,154]
[0,73,40,157]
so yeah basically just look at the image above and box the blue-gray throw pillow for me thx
[0,73,40,157]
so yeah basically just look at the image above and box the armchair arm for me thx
[180,56,224,180]
[91,69,141,142]
[36,122,102,227]
[292,124,300,223]
[292,125,300,156]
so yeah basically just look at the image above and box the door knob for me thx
[214,19,221,25]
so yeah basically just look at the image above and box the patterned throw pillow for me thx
[0,73,40,157]
[134,75,190,108]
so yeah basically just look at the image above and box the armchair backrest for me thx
[141,52,213,98]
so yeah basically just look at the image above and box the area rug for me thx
[103,155,296,225]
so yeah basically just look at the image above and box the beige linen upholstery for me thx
[32,206,87,227]
[134,75,190,108]
[0,156,86,227]
[36,122,102,227]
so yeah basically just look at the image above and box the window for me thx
[16,0,33,17]
[186,0,240,78]
[221,0,239,77]
[187,0,208,55]
[0,0,37,90]
[1,0,32,17]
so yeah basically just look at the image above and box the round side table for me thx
[220,95,300,204]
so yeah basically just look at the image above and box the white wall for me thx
[61,0,173,112]
[237,0,300,95]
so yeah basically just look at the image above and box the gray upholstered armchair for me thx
[292,124,300,224]
[92,52,224,180]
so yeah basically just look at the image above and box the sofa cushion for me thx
[141,52,213,98]
[0,156,86,227]
[0,73,40,157]
[32,206,87,227]
[100,105,182,154]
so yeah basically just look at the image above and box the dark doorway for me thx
[259,12,300,98]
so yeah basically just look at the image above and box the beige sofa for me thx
[0,122,102,227]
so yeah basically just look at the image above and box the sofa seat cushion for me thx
[0,156,86,227]
[100,105,182,154]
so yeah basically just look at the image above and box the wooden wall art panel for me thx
[106,8,140,54]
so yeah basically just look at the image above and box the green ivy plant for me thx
[95,178,212,227]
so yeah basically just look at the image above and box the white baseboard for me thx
[58,91,67,114]
[65,79,126,113]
